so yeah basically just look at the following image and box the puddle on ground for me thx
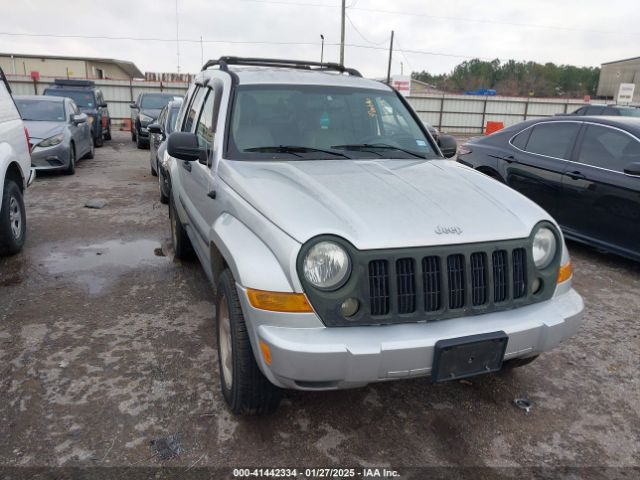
[44,239,167,295]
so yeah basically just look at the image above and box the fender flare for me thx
[211,213,293,292]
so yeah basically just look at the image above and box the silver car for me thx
[167,57,584,415]
[15,95,94,175]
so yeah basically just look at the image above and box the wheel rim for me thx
[218,296,233,390]
[9,196,22,239]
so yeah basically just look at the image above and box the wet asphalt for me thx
[0,132,638,476]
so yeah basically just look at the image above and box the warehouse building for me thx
[597,56,640,103]
[0,53,144,80]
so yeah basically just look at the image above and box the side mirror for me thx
[72,113,87,125]
[438,134,458,159]
[167,132,203,162]
[129,103,137,109]
[148,123,162,134]
[624,161,640,176]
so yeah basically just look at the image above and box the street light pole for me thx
[320,34,325,65]
[340,0,345,65]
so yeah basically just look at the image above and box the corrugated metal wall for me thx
[7,74,588,134]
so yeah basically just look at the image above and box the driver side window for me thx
[195,89,215,154]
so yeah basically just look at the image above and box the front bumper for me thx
[30,143,70,170]
[241,286,584,390]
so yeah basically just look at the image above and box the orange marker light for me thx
[557,260,573,283]
[246,289,313,313]
[259,340,272,365]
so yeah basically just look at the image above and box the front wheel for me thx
[94,132,104,148]
[159,169,169,204]
[66,145,76,175]
[216,269,282,415]
[0,180,26,256]
[169,193,193,259]
[104,126,112,141]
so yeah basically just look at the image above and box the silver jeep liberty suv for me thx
[166,57,584,415]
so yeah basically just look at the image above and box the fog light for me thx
[532,278,542,294]
[341,297,359,317]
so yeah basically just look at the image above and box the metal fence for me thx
[7,74,587,134]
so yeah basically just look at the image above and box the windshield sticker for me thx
[416,139,427,146]
[365,98,377,118]
[320,111,330,130]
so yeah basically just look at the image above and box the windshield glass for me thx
[228,85,436,160]
[141,94,176,109]
[15,99,66,122]
[45,89,95,108]
[619,108,640,117]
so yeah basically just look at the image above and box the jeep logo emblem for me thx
[435,225,463,235]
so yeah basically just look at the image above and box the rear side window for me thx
[511,129,531,150]
[577,125,640,172]
[602,107,620,116]
[585,106,604,115]
[523,122,580,159]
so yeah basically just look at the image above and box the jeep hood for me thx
[219,159,553,250]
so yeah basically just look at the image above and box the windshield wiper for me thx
[244,145,351,159]
[332,143,425,159]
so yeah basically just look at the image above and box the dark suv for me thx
[43,79,111,147]
[570,104,640,117]
[129,93,178,149]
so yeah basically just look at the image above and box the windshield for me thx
[141,94,176,109]
[618,108,640,117]
[228,85,437,160]
[45,89,95,108]
[15,99,66,122]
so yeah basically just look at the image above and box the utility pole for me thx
[320,34,325,65]
[200,36,204,67]
[175,0,180,74]
[340,0,346,65]
[386,30,394,84]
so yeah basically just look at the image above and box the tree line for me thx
[412,59,600,97]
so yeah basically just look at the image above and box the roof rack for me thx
[201,56,362,77]
[53,79,95,87]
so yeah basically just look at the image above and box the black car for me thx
[569,104,640,117]
[147,98,183,204]
[43,79,111,147]
[457,116,640,261]
[130,93,178,149]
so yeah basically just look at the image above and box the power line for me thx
[345,13,388,46]
[238,0,640,37]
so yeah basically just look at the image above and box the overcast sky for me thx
[1,0,639,78]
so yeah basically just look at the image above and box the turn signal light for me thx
[259,340,272,365]
[246,289,313,313]
[557,260,573,283]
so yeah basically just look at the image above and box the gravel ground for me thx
[0,132,638,478]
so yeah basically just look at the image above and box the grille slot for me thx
[512,248,527,299]
[396,258,416,314]
[368,260,390,316]
[447,254,466,309]
[470,252,487,306]
[493,250,508,302]
[422,256,441,312]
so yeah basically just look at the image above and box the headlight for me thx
[37,133,64,148]
[303,241,351,290]
[139,113,153,123]
[532,227,557,269]
[86,116,94,125]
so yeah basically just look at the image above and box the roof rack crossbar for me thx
[200,56,362,77]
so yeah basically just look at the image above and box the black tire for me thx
[216,269,282,415]
[104,126,112,141]
[151,155,158,176]
[136,133,146,150]
[503,355,539,370]
[131,127,136,142]
[83,140,95,160]
[94,132,104,148]
[169,193,193,259]
[0,180,26,256]
[159,170,169,205]
[66,144,76,175]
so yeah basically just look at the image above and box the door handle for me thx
[502,155,516,163]
[567,170,586,180]
[182,161,192,172]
